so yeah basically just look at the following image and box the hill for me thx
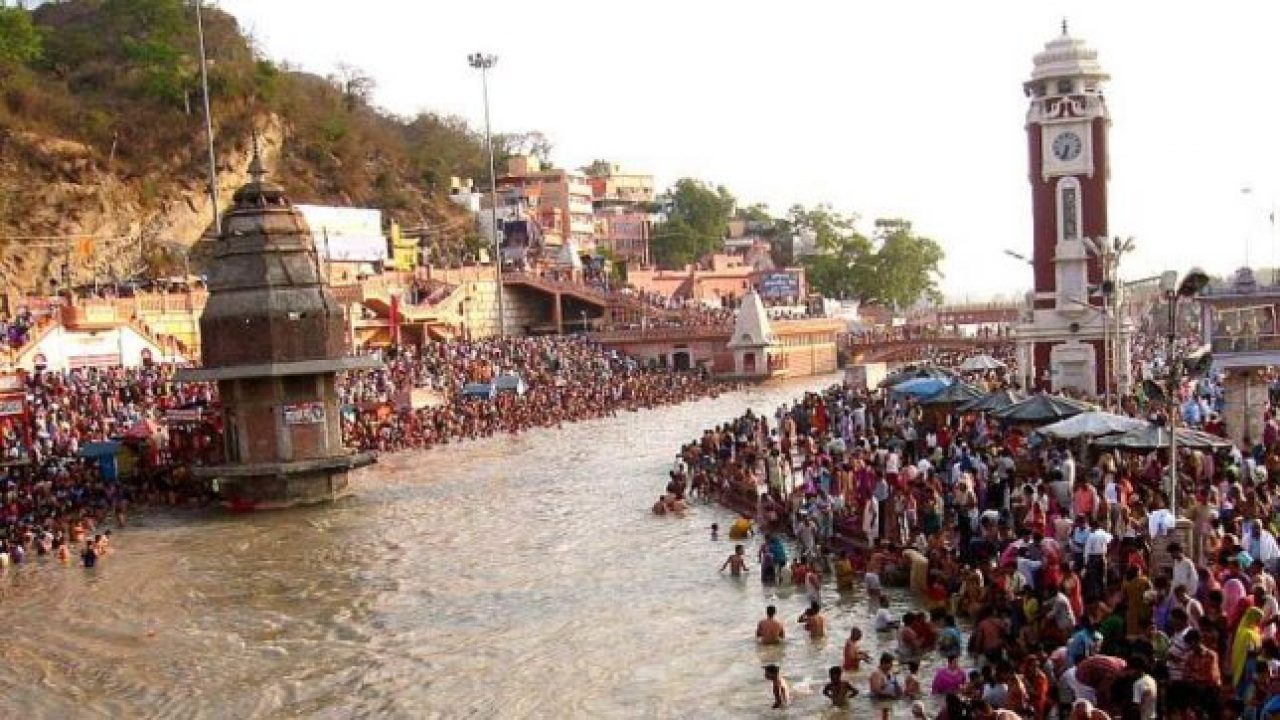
[0,0,503,291]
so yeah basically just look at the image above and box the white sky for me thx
[218,0,1280,301]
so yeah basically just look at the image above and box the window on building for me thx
[1057,79,1074,94]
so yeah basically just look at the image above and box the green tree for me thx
[797,211,944,308]
[794,204,873,299]
[867,218,945,308]
[0,6,41,66]
[580,159,613,177]
[650,178,735,268]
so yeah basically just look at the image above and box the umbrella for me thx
[1092,423,1234,451]
[892,377,951,398]
[958,354,1006,372]
[988,393,1094,424]
[959,389,1025,414]
[879,365,955,389]
[919,381,984,406]
[1038,411,1146,440]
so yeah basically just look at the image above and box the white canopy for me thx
[1038,411,1145,440]
[959,354,1006,372]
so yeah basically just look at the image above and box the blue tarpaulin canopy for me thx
[461,383,495,399]
[892,377,950,398]
[78,441,122,459]
[78,440,123,482]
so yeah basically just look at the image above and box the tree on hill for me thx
[650,179,735,268]
[0,5,41,67]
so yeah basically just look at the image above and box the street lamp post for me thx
[1160,267,1209,519]
[195,1,220,237]
[468,52,504,339]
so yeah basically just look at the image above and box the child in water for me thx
[720,545,749,577]
[710,523,719,541]
[822,665,858,709]
[763,664,789,709]
[904,661,922,698]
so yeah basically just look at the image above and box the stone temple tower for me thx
[178,144,378,509]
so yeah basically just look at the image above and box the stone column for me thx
[1223,368,1267,448]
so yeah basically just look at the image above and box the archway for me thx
[743,352,756,374]
[672,351,691,371]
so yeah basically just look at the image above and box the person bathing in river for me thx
[843,627,871,672]
[763,664,790,709]
[720,544,749,577]
[757,605,785,645]
[798,600,827,639]
[823,665,859,709]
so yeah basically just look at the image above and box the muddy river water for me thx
[0,374,938,719]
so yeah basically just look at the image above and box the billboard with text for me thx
[297,205,388,263]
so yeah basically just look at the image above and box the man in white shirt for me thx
[1016,549,1043,592]
[1060,451,1076,488]
[1170,543,1198,598]
[1083,519,1113,602]
[1131,656,1158,720]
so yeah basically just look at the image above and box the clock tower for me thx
[1016,25,1130,397]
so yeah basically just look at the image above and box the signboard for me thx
[0,396,24,417]
[283,402,326,425]
[165,408,203,424]
[296,205,388,263]
[410,387,446,409]
[0,372,24,393]
[758,271,800,300]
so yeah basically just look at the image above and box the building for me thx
[628,254,807,308]
[590,293,842,379]
[1199,268,1280,447]
[494,155,595,251]
[585,162,655,210]
[594,210,652,266]
[176,146,379,509]
[1014,26,1132,396]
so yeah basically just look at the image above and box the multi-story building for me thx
[495,155,595,251]
[585,162,655,209]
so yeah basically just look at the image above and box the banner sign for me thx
[0,372,24,393]
[296,205,388,263]
[758,271,800,299]
[0,396,24,417]
[283,402,326,425]
[165,408,203,424]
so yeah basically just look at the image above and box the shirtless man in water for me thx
[798,600,827,639]
[720,545,750,577]
[757,605,786,644]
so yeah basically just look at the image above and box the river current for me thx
[0,375,936,719]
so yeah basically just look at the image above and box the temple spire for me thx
[1061,17,1069,36]
[248,129,266,183]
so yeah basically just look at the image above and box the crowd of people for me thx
[0,334,724,571]
[341,335,725,452]
[667,355,1280,719]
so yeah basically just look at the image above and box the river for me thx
[0,374,937,719]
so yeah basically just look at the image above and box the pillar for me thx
[552,292,563,334]
[1224,368,1267,448]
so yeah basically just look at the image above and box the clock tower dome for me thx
[1015,24,1130,397]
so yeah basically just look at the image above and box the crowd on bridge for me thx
[663,347,1280,720]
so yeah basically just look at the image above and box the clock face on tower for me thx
[1051,131,1083,162]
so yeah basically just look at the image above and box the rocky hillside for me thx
[0,0,499,291]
